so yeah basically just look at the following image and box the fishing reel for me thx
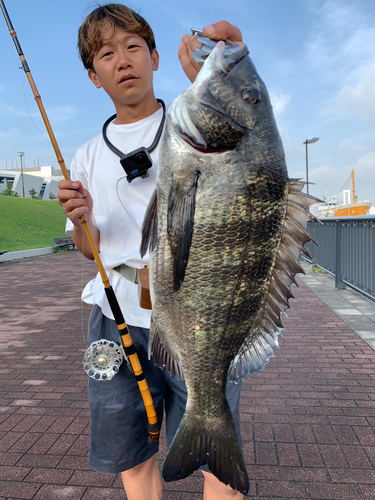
[83,339,125,381]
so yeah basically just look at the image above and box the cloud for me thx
[268,87,292,139]
[352,152,375,180]
[6,105,39,118]
[154,73,186,94]
[5,104,76,122]
[339,139,366,152]
[335,63,375,122]
[304,1,375,86]
[300,0,375,132]
[49,105,77,122]
[268,87,292,119]
[307,151,375,200]
[0,127,19,140]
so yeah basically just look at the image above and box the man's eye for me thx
[101,51,112,58]
[128,44,139,49]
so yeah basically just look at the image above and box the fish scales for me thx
[141,41,319,495]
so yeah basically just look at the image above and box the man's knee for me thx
[122,455,157,479]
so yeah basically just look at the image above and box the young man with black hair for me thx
[58,4,244,499]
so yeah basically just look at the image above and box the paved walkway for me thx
[0,251,374,499]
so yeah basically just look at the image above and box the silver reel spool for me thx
[83,339,124,381]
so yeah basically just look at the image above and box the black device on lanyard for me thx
[102,99,166,183]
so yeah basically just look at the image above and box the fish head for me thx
[170,41,281,154]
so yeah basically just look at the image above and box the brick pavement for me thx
[0,251,374,499]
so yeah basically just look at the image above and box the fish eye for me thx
[242,87,261,105]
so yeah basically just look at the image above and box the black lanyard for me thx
[102,99,166,183]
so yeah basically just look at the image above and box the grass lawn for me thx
[0,196,67,252]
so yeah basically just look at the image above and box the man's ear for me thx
[151,49,159,72]
[88,68,102,89]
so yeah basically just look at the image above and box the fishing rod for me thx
[0,0,159,445]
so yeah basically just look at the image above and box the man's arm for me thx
[178,21,244,83]
[57,179,99,260]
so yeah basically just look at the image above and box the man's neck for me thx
[114,96,161,125]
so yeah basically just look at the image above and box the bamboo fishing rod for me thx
[0,0,159,444]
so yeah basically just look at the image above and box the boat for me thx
[314,170,374,218]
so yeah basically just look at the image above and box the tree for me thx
[49,192,57,200]
[1,180,19,196]
[28,188,38,199]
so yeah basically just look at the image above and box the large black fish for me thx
[141,41,317,495]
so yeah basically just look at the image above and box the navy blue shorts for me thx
[87,305,243,474]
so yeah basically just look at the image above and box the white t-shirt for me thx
[66,106,164,328]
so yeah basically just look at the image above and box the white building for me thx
[0,166,68,200]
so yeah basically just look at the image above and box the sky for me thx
[0,0,374,202]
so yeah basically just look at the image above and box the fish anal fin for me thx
[229,327,281,382]
[168,171,200,292]
[140,189,158,257]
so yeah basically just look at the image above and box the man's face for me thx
[88,23,159,109]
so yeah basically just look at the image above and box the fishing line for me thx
[81,237,86,345]
[19,70,73,166]
[19,70,50,144]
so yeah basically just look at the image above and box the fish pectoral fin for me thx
[148,320,184,380]
[140,189,158,257]
[167,170,200,292]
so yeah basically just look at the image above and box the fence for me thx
[305,216,375,301]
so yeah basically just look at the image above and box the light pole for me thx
[303,137,319,195]
[17,151,25,198]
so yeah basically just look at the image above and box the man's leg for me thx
[121,455,162,500]
[202,471,244,500]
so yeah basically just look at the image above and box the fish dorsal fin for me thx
[149,319,184,381]
[140,189,158,257]
[228,179,318,382]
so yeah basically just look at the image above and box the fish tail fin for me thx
[162,410,249,495]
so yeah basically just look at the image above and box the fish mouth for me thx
[180,135,226,154]
[179,126,234,154]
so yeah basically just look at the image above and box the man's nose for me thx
[117,49,131,70]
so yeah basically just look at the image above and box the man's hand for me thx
[58,180,93,227]
[178,21,244,83]
[57,180,98,259]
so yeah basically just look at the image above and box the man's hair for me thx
[78,3,156,70]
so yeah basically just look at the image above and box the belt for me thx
[113,264,140,284]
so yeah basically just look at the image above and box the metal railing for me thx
[304,216,375,301]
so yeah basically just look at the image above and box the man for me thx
[58,4,245,499]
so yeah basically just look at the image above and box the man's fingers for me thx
[178,21,244,83]
[178,36,201,83]
[58,179,80,190]
[64,198,89,221]
[202,21,243,43]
